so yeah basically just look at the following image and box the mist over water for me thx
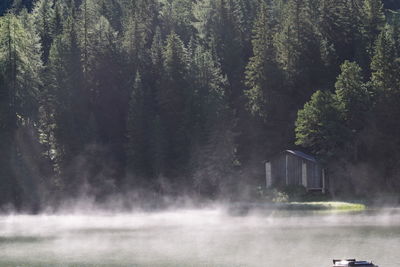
[1,208,400,267]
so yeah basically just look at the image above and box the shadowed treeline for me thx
[0,0,400,212]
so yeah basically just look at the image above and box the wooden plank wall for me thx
[270,152,323,189]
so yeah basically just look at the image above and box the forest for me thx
[1,0,400,211]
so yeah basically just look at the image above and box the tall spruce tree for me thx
[193,0,246,107]
[189,44,235,196]
[0,12,43,208]
[371,28,399,93]
[126,72,152,181]
[158,32,192,183]
[295,90,348,160]
[275,0,325,102]
[318,0,363,69]
[32,0,54,63]
[245,1,281,117]
[335,61,370,130]
[370,27,400,139]
[334,61,371,161]
[45,13,89,194]
[361,0,386,57]
[159,0,195,42]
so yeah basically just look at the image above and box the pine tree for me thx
[32,0,54,63]
[88,15,129,188]
[244,1,295,163]
[370,27,400,141]
[159,0,195,43]
[335,61,370,130]
[189,44,233,196]
[158,32,192,181]
[361,0,386,57]
[371,28,399,93]
[52,1,63,37]
[0,12,43,208]
[245,1,281,117]
[98,0,123,32]
[45,13,89,192]
[391,15,400,55]
[275,0,325,103]
[191,45,227,124]
[0,61,17,207]
[150,26,163,80]
[122,8,146,75]
[78,0,99,80]
[188,43,228,146]
[363,26,400,187]
[126,72,150,180]
[193,0,246,107]
[334,61,371,161]
[295,90,348,160]
[318,0,362,66]
[121,0,159,71]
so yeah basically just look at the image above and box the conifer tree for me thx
[361,0,386,56]
[126,72,150,179]
[32,0,54,63]
[193,0,246,106]
[160,0,195,43]
[88,15,128,181]
[0,12,43,208]
[295,90,348,160]
[391,16,400,55]
[52,1,63,37]
[335,61,370,129]
[78,0,99,79]
[191,45,227,123]
[0,12,42,121]
[370,27,400,141]
[245,1,281,117]
[275,0,324,103]
[45,13,88,187]
[318,0,362,66]
[371,28,399,93]
[189,45,234,195]
[334,61,371,161]
[98,0,123,32]
[122,8,146,74]
[158,32,192,180]
[150,27,163,80]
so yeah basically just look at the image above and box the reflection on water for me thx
[0,208,400,267]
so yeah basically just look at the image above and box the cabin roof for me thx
[285,150,317,163]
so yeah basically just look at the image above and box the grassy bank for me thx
[284,201,367,211]
[228,201,367,215]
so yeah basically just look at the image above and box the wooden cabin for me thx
[265,150,326,193]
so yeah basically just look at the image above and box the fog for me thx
[1,207,400,267]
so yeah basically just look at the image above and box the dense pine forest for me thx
[1,0,400,211]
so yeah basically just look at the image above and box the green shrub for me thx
[281,185,307,201]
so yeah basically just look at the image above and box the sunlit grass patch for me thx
[287,201,366,211]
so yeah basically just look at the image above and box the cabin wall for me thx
[269,152,324,190]
[271,153,286,187]
[286,153,302,186]
[265,162,272,187]
[306,163,322,189]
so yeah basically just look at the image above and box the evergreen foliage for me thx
[1,0,400,210]
[295,90,348,160]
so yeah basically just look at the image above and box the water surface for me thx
[0,208,399,267]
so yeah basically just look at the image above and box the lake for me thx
[0,207,399,267]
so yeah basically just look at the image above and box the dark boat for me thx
[332,259,378,267]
